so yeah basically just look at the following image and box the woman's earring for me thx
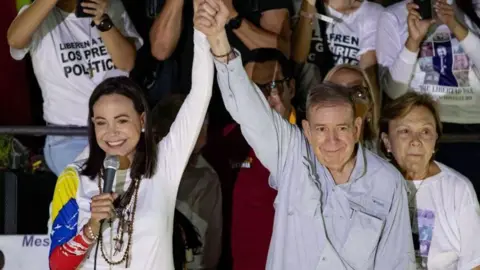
[141,127,145,133]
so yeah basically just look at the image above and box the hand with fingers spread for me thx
[86,192,118,237]
[194,0,230,38]
[406,1,436,51]
[81,0,109,25]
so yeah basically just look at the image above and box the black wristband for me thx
[92,14,114,32]
[226,15,243,30]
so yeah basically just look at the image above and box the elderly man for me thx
[195,0,415,269]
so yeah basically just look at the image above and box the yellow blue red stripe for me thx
[49,167,80,256]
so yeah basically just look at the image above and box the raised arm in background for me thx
[377,2,435,99]
[83,0,137,71]
[7,0,57,49]
[150,0,185,60]
[223,0,291,56]
[291,0,316,63]
[197,0,298,183]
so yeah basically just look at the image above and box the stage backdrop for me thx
[0,235,49,269]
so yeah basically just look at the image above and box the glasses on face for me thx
[256,77,291,97]
[348,85,370,104]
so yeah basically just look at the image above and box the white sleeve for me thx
[157,29,214,189]
[376,9,417,99]
[456,181,480,270]
[108,0,144,50]
[459,31,480,75]
[9,4,37,60]
[358,5,383,56]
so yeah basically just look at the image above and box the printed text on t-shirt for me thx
[59,37,116,78]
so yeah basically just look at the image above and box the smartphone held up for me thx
[413,0,437,20]
[76,0,94,18]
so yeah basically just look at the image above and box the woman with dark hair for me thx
[47,26,214,270]
[380,91,480,269]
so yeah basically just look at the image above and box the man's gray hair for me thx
[305,82,357,120]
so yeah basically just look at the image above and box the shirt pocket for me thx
[341,209,384,269]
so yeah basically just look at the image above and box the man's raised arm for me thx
[196,0,297,181]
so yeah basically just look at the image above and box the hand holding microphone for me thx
[86,155,120,239]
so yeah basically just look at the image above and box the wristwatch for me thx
[94,14,114,32]
[227,14,243,30]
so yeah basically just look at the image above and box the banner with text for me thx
[0,235,49,270]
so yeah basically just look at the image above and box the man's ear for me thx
[302,119,312,144]
[289,78,296,99]
[354,116,363,142]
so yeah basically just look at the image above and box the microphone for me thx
[103,155,120,193]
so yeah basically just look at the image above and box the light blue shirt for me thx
[214,52,415,270]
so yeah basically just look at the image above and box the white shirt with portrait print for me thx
[406,162,480,270]
[10,1,143,127]
[377,0,480,123]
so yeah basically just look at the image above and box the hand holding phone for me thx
[76,0,109,22]
[406,2,436,49]
[413,0,433,20]
[76,0,94,18]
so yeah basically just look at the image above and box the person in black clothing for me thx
[173,209,202,270]
[149,0,292,95]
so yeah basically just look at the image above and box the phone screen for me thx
[75,0,94,18]
[414,0,433,20]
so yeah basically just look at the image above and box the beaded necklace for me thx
[96,172,141,268]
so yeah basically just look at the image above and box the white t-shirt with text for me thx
[10,1,143,126]
[292,0,383,101]
[406,162,480,270]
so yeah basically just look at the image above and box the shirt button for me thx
[322,257,326,261]
[288,210,294,216]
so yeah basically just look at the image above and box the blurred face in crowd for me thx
[245,60,295,119]
[325,67,371,120]
[327,67,363,87]
[303,100,362,172]
[92,93,144,161]
[381,106,438,179]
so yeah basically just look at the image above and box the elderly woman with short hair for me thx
[380,91,480,270]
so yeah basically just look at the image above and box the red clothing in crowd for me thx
[231,147,277,270]
[204,112,295,270]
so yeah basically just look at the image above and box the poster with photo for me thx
[411,208,435,270]
[414,26,477,105]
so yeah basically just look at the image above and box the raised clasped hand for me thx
[193,0,230,37]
